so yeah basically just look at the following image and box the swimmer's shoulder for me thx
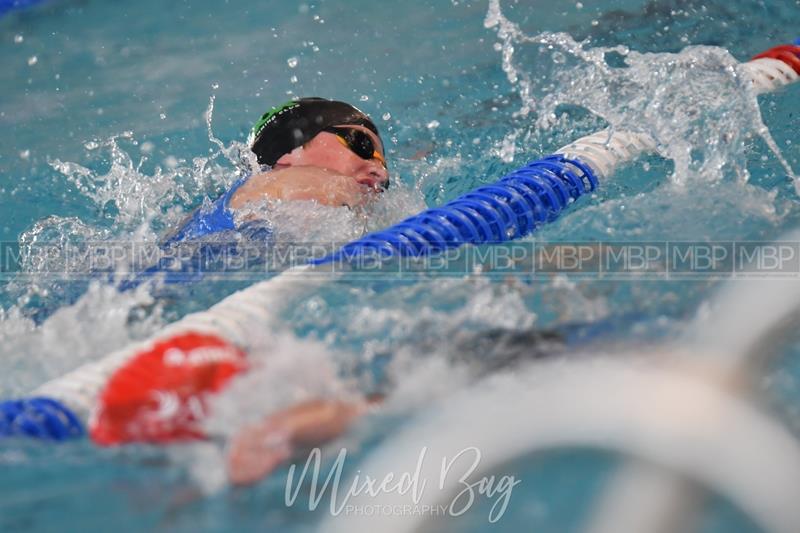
[228,169,278,209]
[228,166,349,209]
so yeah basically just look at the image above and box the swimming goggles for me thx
[325,125,386,168]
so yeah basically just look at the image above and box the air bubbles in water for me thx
[27,56,37,66]
[382,112,391,121]
[287,57,298,68]
[497,131,518,163]
[14,34,23,44]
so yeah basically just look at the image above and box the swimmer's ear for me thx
[275,144,307,167]
[275,152,295,167]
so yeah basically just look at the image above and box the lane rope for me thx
[8,41,799,444]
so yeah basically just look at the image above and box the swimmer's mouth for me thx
[356,175,390,192]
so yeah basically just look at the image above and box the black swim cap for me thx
[250,97,382,166]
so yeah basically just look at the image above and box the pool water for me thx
[1,0,800,531]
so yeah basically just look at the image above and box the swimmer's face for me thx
[276,125,389,195]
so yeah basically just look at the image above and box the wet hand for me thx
[225,398,373,486]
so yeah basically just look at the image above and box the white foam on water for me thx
[0,282,166,397]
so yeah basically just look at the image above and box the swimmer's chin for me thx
[339,186,382,209]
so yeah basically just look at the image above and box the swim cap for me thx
[250,97,382,166]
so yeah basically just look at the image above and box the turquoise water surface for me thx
[1,0,800,531]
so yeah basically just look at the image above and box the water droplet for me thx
[211,82,219,90]
[287,57,298,68]
[140,141,155,154]
[159,113,166,120]
[290,75,298,84]
[427,120,440,129]
[575,2,583,9]
[493,42,502,51]
[382,112,391,121]
[359,95,369,101]
[14,34,23,44]
[19,149,30,160]
[27,55,38,66]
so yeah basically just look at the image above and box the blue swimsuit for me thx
[120,176,272,290]
[163,176,250,245]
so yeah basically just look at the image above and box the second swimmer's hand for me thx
[225,397,377,486]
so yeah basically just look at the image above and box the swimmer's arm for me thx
[229,166,369,209]
[226,395,383,485]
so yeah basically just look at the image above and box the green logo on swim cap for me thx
[251,100,299,139]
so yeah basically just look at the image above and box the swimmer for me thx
[166,97,389,243]
[165,97,392,484]
[225,327,565,486]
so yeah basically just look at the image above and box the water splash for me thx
[0,282,165,397]
[485,0,796,187]
[49,133,240,235]
[206,93,259,171]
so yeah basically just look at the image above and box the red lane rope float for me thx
[89,332,247,445]
[753,45,800,75]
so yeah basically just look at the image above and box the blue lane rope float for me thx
[0,397,84,441]
[0,0,49,17]
[311,154,598,265]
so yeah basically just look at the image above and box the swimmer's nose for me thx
[358,161,390,191]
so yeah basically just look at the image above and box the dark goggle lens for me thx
[327,128,383,162]
[344,130,375,159]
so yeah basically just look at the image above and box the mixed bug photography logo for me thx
[283,446,520,523]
